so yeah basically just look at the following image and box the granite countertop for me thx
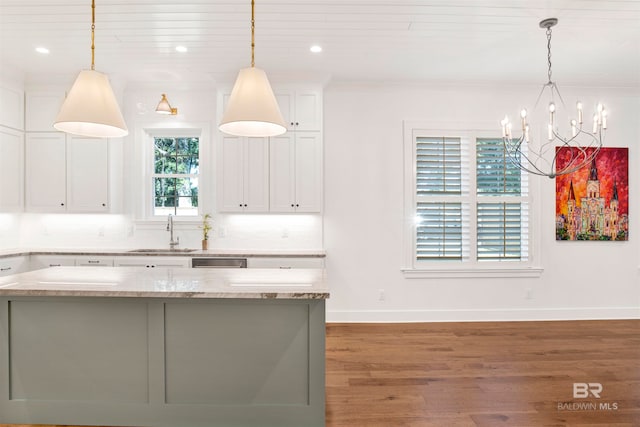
[0,248,326,259]
[0,266,329,299]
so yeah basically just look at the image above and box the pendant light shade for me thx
[54,0,128,138]
[54,69,128,138]
[219,67,286,137]
[218,0,286,137]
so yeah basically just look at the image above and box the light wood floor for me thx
[2,319,639,427]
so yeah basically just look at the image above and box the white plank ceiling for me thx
[0,0,639,86]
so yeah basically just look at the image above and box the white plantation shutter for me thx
[412,133,528,265]
[476,138,528,261]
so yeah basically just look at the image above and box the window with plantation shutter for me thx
[404,124,533,275]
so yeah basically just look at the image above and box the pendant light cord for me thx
[250,0,255,67]
[91,0,96,70]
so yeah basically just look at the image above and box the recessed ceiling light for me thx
[175,46,188,53]
[35,47,50,54]
[310,45,323,53]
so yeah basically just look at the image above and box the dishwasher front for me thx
[191,257,247,268]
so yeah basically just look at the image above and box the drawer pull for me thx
[0,267,11,272]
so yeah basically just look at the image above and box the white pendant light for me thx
[54,0,128,138]
[219,0,286,137]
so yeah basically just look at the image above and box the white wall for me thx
[323,82,640,322]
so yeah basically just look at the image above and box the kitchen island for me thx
[0,267,328,427]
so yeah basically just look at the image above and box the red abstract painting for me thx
[555,147,628,241]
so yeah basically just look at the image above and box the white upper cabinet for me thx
[25,91,65,132]
[269,132,322,213]
[25,133,110,213]
[25,133,67,212]
[275,90,321,132]
[66,136,109,212]
[0,85,24,130]
[218,135,269,212]
[0,127,24,212]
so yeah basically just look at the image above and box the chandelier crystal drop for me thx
[501,18,606,179]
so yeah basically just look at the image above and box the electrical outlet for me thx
[282,228,289,238]
[218,226,227,238]
[378,289,385,301]
[98,227,105,237]
[525,288,533,300]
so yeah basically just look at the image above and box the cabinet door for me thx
[25,133,67,212]
[30,255,76,270]
[294,91,321,131]
[0,85,24,130]
[294,132,322,212]
[25,91,65,132]
[0,127,24,212]
[270,132,321,213]
[75,256,114,267]
[218,136,269,212]
[275,91,321,132]
[244,137,269,212]
[67,136,109,212]
[0,256,29,276]
[269,134,295,212]
[115,257,190,268]
[219,136,245,212]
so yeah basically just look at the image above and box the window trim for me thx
[402,121,542,279]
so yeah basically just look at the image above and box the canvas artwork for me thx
[555,147,628,241]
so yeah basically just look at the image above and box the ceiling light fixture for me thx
[35,47,50,54]
[156,93,178,115]
[53,0,128,138]
[175,46,188,53]
[310,45,323,53]
[501,18,606,178]
[218,0,286,137]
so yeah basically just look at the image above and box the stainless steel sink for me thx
[128,248,198,253]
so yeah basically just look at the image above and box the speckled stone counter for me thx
[0,266,329,299]
[0,267,327,427]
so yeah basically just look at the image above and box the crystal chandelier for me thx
[501,18,607,178]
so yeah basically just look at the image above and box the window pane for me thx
[153,177,198,216]
[477,138,521,195]
[153,136,200,216]
[417,137,461,195]
[416,202,462,260]
[477,202,522,260]
[177,155,199,174]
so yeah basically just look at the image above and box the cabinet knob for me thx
[295,122,299,126]
[296,204,299,207]
[244,204,248,207]
[60,203,65,206]
[291,204,294,207]
[239,204,243,207]
[102,203,106,207]
[290,122,294,126]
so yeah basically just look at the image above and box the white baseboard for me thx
[326,307,640,323]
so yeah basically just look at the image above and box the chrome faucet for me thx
[167,214,179,249]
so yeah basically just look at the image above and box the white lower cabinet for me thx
[0,256,29,277]
[247,257,325,269]
[30,255,76,270]
[74,256,114,267]
[114,257,190,268]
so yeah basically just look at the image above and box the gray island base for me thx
[0,267,328,427]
